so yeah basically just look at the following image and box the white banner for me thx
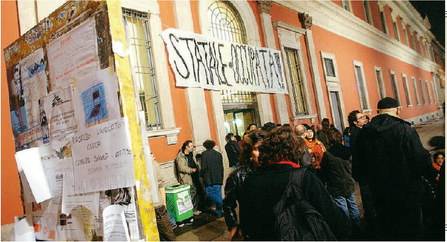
[161,28,287,94]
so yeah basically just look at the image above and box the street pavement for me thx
[175,118,445,241]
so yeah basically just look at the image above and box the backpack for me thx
[273,168,337,241]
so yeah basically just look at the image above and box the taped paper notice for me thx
[47,18,99,90]
[70,118,135,194]
[72,69,121,130]
[62,190,100,217]
[15,148,52,203]
[103,205,130,241]
[42,87,78,151]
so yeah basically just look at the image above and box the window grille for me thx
[208,1,256,105]
[285,48,308,116]
[123,9,162,129]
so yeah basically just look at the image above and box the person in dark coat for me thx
[343,110,368,149]
[321,130,360,228]
[200,139,224,217]
[223,130,265,240]
[354,97,432,240]
[346,109,377,235]
[239,126,351,240]
[224,133,241,168]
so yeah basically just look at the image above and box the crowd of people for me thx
[171,97,444,241]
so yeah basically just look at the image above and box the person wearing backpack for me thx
[239,126,351,240]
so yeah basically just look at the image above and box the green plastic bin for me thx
[165,184,193,222]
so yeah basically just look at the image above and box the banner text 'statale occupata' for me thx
[161,28,287,94]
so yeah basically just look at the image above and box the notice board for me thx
[4,1,159,240]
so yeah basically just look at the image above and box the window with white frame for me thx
[425,81,433,103]
[419,79,426,104]
[284,48,308,116]
[402,25,408,45]
[392,21,400,41]
[389,71,401,105]
[353,62,370,110]
[123,9,162,129]
[363,1,372,24]
[380,11,388,34]
[321,52,338,83]
[412,77,421,105]
[342,0,351,12]
[208,0,257,105]
[402,74,412,106]
[375,67,386,99]
[324,58,336,77]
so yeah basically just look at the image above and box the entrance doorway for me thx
[329,91,344,131]
[224,108,258,137]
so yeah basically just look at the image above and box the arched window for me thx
[208,1,256,105]
[208,1,246,44]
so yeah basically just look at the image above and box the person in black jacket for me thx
[320,130,360,227]
[223,130,265,240]
[224,133,241,168]
[345,109,377,235]
[200,139,224,217]
[239,126,351,240]
[354,97,432,240]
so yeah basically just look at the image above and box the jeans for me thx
[333,193,361,225]
[205,185,223,216]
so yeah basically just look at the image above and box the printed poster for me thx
[20,48,49,145]
[41,87,78,151]
[47,18,99,90]
[72,69,121,130]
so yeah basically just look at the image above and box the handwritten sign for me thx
[161,28,287,94]
[70,118,135,194]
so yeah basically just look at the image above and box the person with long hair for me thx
[303,125,326,170]
[223,130,265,240]
[238,126,350,240]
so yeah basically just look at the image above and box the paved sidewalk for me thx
[414,118,445,150]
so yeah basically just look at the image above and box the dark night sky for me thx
[410,1,445,45]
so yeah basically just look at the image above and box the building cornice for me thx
[388,2,434,40]
[276,0,440,73]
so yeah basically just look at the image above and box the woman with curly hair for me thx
[223,130,265,240]
[238,126,350,240]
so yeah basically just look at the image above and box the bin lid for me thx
[165,184,190,193]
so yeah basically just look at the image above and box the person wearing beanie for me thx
[352,97,433,240]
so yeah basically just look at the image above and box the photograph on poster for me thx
[81,83,108,126]
[9,63,28,135]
